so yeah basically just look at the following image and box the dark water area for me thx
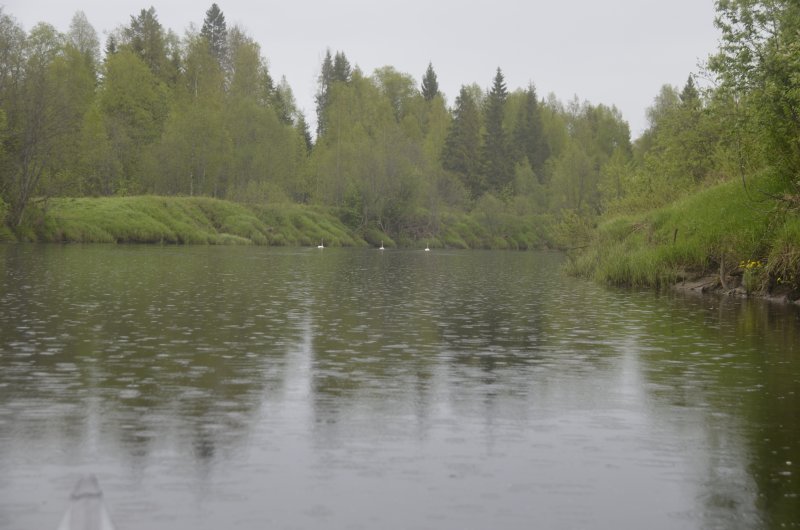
[0,244,798,529]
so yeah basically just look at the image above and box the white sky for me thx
[4,0,720,138]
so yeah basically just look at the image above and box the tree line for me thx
[1,1,798,243]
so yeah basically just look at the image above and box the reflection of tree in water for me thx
[306,250,597,435]
[4,245,800,527]
[0,245,312,469]
[631,292,800,528]
[306,250,446,436]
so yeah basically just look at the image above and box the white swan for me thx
[379,241,384,250]
[317,239,324,249]
[424,243,430,252]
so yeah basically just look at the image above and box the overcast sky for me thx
[4,0,719,138]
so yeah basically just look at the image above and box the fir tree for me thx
[105,34,118,55]
[443,85,484,197]
[482,68,512,192]
[315,49,351,138]
[332,51,351,83]
[679,75,700,109]
[200,3,227,64]
[513,83,549,181]
[296,112,313,153]
[273,76,296,125]
[124,7,168,79]
[315,49,334,138]
[421,62,439,101]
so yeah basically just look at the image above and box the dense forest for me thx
[1,1,800,290]
[0,3,650,242]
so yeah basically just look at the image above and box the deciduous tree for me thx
[67,11,99,74]
[710,0,800,180]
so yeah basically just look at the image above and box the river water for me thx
[0,245,798,529]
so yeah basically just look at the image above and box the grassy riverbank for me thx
[566,172,800,299]
[11,196,365,247]
[3,195,558,250]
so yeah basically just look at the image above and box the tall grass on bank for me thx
[9,196,555,249]
[566,173,797,293]
[16,196,363,246]
[6,195,561,250]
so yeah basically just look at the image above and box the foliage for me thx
[567,173,783,289]
[710,0,800,181]
[4,1,800,272]
[0,4,647,247]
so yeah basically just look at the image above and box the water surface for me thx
[0,245,798,529]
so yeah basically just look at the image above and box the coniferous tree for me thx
[273,75,296,125]
[443,85,484,197]
[482,68,512,192]
[332,51,351,83]
[421,62,439,101]
[679,75,700,109]
[123,7,169,80]
[105,34,117,55]
[513,83,549,181]
[315,49,334,137]
[315,49,351,138]
[296,112,313,153]
[200,3,227,65]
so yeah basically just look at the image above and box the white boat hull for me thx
[56,475,116,530]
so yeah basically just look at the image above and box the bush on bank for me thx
[566,172,800,298]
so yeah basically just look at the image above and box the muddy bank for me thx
[673,275,800,306]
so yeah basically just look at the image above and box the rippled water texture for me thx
[1,245,798,529]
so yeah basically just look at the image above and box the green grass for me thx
[13,196,365,247]
[5,195,561,251]
[568,172,800,294]
[253,203,366,247]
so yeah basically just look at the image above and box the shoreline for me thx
[1,195,559,251]
[672,275,800,306]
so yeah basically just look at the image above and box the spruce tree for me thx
[679,75,700,109]
[315,49,334,138]
[296,112,313,153]
[315,49,351,138]
[332,51,352,83]
[124,7,168,79]
[513,84,549,181]
[442,85,484,197]
[201,3,227,64]
[482,68,512,192]
[421,62,439,101]
[274,76,296,125]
